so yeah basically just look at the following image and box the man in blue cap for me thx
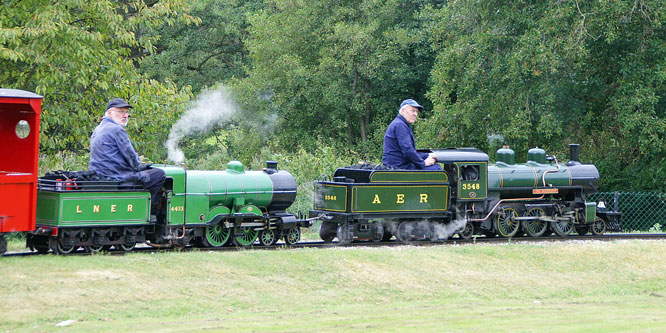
[89,98,166,219]
[382,99,441,170]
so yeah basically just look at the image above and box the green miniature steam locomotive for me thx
[310,144,621,243]
[27,161,309,254]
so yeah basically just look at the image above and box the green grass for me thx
[2,240,666,332]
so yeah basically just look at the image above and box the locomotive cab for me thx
[428,148,489,201]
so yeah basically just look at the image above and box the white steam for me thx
[166,88,238,164]
[383,219,468,242]
[431,219,467,241]
[487,134,505,147]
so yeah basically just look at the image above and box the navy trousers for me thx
[139,168,166,214]
[422,164,443,170]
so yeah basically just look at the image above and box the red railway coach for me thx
[0,89,43,254]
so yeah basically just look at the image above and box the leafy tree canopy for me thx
[0,0,198,159]
[2,0,665,192]
[422,0,666,190]
[141,0,264,93]
[239,0,443,155]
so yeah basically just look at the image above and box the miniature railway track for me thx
[3,233,665,257]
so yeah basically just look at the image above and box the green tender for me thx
[352,185,449,212]
[315,183,450,213]
[314,184,348,212]
[36,190,150,227]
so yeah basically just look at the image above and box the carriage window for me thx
[461,165,479,181]
[15,120,30,139]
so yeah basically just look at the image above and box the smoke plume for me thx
[166,88,238,164]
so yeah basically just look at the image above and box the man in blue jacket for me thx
[382,99,441,170]
[89,98,166,217]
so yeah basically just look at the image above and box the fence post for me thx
[614,191,619,212]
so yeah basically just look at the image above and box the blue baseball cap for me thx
[399,99,423,111]
[106,98,133,110]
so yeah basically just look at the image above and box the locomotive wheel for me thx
[575,226,590,235]
[232,227,258,246]
[495,207,520,237]
[203,224,231,247]
[396,222,414,243]
[523,208,548,237]
[552,219,574,236]
[118,242,136,251]
[458,222,474,240]
[336,224,353,244]
[119,230,137,251]
[284,228,301,245]
[319,222,338,243]
[591,217,607,235]
[56,240,76,255]
[84,244,105,254]
[371,223,384,243]
[259,229,279,246]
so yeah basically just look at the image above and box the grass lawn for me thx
[1,240,665,332]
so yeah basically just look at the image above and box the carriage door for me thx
[455,162,488,200]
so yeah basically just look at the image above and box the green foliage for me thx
[126,79,193,160]
[3,232,25,242]
[141,0,263,93]
[649,223,663,233]
[3,0,664,194]
[239,0,440,152]
[0,0,197,160]
[423,0,666,190]
[38,152,90,175]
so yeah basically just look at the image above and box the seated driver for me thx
[89,98,166,218]
[382,99,441,170]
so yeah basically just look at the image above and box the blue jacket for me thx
[89,117,146,182]
[382,114,429,169]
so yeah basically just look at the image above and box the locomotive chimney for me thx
[264,161,278,174]
[567,144,581,165]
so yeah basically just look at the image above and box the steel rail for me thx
[2,233,665,257]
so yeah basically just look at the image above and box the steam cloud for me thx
[166,88,238,164]
[383,218,467,242]
[487,134,505,147]
[431,219,467,241]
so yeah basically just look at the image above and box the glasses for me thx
[112,109,131,115]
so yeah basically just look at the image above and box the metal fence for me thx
[589,192,666,232]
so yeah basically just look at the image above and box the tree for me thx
[423,0,666,190]
[0,0,198,159]
[240,0,442,154]
[141,0,264,94]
